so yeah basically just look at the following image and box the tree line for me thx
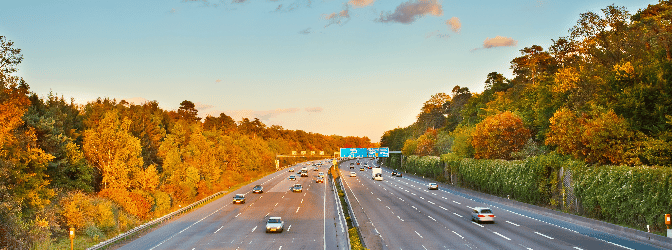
[381,2,672,167]
[0,36,373,249]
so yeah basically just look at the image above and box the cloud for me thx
[305,107,323,112]
[472,36,518,51]
[425,30,449,39]
[447,17,460,33]
[215,79,222,83]
[275,0,312,12]
[223,108,300,121]
[376,0,443,24]
[349,0,375,8]
[323,5,351,28]
[124,97,150,105]
[194,102,214,111]
[299,28,312,34]
[483,36,517,48]
[182,0,219,7]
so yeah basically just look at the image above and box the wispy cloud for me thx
[472,35,518,51]
[182,0,219,7]
[376,0,443,24]
[305,107,323,112]
[323,5,351,28]
[299,28,312,34]
[215,79,222,83]
[447,17,460,33]
[349,0,375,8]
[425,30,450,39]
[275,0,312,12]
[223,108,300,121]
[195,102,214,111]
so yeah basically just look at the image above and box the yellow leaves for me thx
[613,61,635,81]
[553,67,580,93]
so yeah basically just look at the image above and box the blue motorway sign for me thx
[367,148,379,157]
[378,147,389,157]
[340,148,368,158]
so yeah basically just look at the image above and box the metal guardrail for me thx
[87,190,227,250]
[330,171,351,250]
[336,176,366,249]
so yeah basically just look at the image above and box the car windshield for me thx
[268,218,281,223]
[235,195,243,198]
[481,209,493,214]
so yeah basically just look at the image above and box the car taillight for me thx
[489,215,495,217]
[478,215,485,217]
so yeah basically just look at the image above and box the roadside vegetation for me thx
[331,164,366,250]
[0,36,374,249]
[381,2,672,235]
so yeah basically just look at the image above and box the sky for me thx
[0,0,656,142]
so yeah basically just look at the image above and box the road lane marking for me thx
[287,225,292,231]
[377,198,381,201]
[296,207,300,213]
[397,216,404,221]
[428,201,435,205]
[419,196,425,200]
[422,245,428,250]
[252,226,257,232]
[415,231,423,238]
[453,212,463,218]
[471,221,484,227]
[275,203,279,207]
[301,199,303,203]
[428,216,436,221]
[386,206,391,209]
[453,201,461,204]
[506,221,520,226]
[535,232,554,239]
[214,226,223,234]
[235,213,241,218]
[453,231,464,239]
[412,205,418,210]
[493,232,511,240]
[573,247,583,250]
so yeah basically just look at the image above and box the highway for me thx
[118,160,348,250]
[339,158,668,250]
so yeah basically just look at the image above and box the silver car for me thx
[471,207,495,223]
[428,183,438,190]
[266,217,284,233]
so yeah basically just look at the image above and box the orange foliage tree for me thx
[471,111,530,159]
[545,108,637,165]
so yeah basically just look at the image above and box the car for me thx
[316,176,324,183]
[350,163,354,169]
[289,175,296,181]
[266,217,284,233]
[253,185,264,193]
[428,183,438,190]
[300,170,308,177]
[350,172,357,177]
[471,207,495,223]
[391,170,397,176]
[360,167,365,171]
[396,172,403,177]
[288,168,294,172]
[290,184,303,192]
[313,167,319,171]
[318,172,325,177]
[368,166,372,169]
[233,194,246,204]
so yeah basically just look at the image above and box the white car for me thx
[471,207,495,223]
[350,172,357,177]
[428,183,438,190]
[266,217,284,233]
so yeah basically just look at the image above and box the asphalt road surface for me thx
[340,158,668,250]
[118,160,348,250]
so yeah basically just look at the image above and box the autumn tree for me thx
[472,111,530,159]
[83,110,144,190]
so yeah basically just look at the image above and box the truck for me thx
[372,168,383,181]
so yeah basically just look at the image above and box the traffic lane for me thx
[353,175,532,250]
[118,169,291,250]
[340,170,479,250]
[149,171,295,250]
[379,179,582,250]
[380,170,657,250]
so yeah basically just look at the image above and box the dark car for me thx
[253,185,263,193]
[396,172,403,177]
[392,170,397,176]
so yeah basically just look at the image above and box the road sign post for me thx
[69,227,75,250]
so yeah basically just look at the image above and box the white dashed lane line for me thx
[493,232,511,241]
